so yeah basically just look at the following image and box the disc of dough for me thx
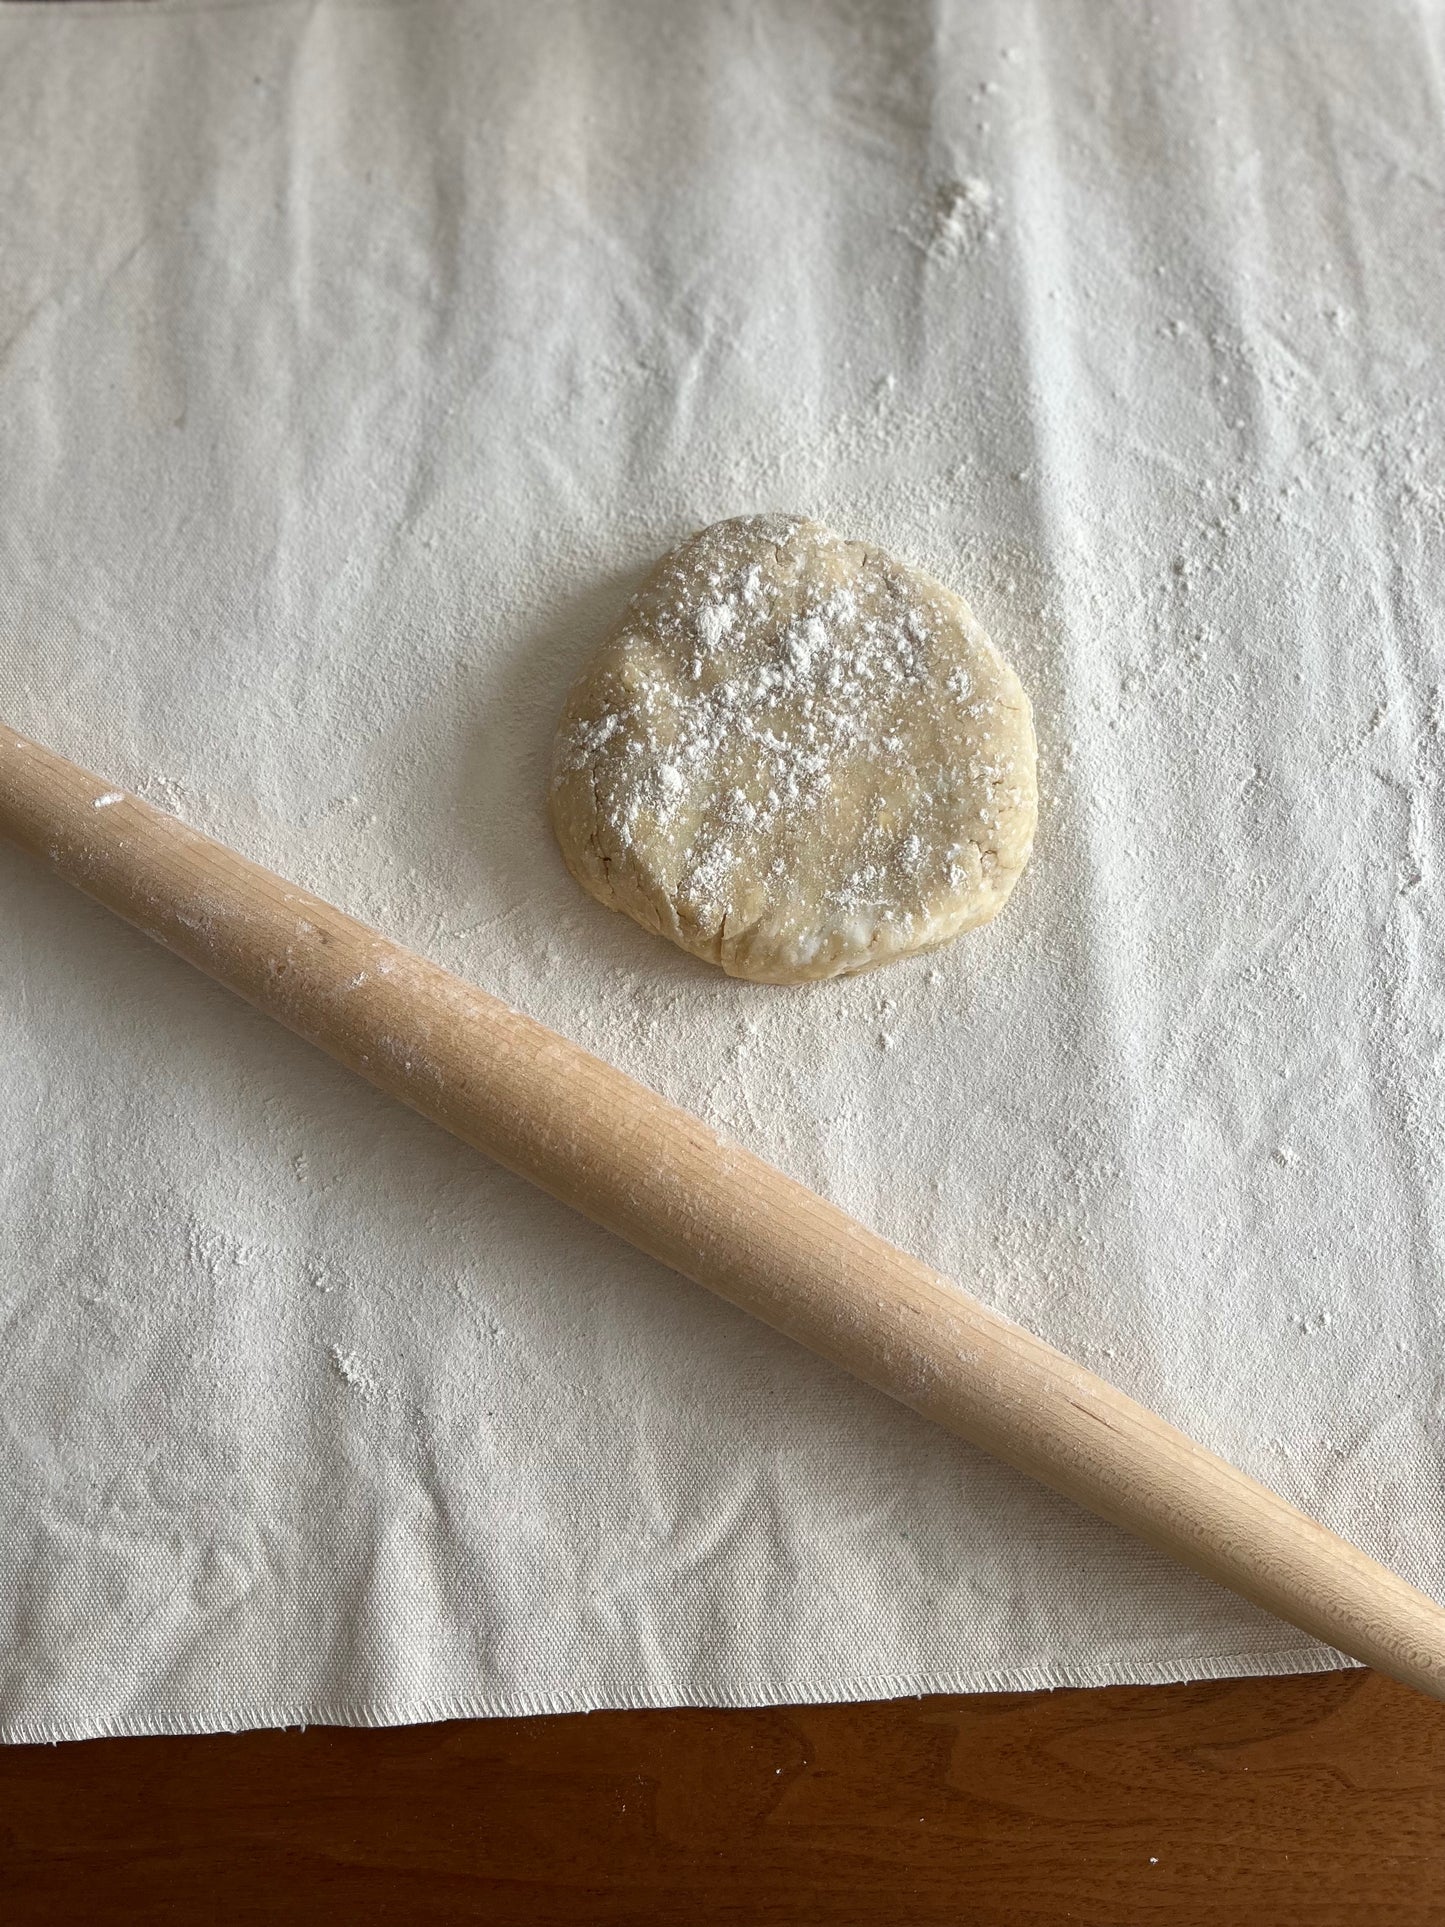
[549,515,1038,984]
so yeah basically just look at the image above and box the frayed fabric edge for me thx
[1,1643,1358,1746]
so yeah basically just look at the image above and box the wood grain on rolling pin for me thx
[3,722,1443,1696]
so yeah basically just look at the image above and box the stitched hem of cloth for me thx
[0,1643,1358,1745]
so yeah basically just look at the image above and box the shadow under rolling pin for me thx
[3,721,1442,1697]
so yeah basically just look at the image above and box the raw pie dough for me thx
[550,515,1037,983]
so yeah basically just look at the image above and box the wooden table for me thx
[6,1668,1445,1923]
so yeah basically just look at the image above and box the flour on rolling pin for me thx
[549,515,1038,984]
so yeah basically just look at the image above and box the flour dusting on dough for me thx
[550,516,1037,983]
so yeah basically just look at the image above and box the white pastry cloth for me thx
[2,0,1442,1741]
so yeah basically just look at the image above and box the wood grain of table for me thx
[5,1668,1445,1925]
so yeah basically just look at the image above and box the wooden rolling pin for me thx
[4,721,1444,1696]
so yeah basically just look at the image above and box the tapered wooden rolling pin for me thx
[4,722,1443,1694]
